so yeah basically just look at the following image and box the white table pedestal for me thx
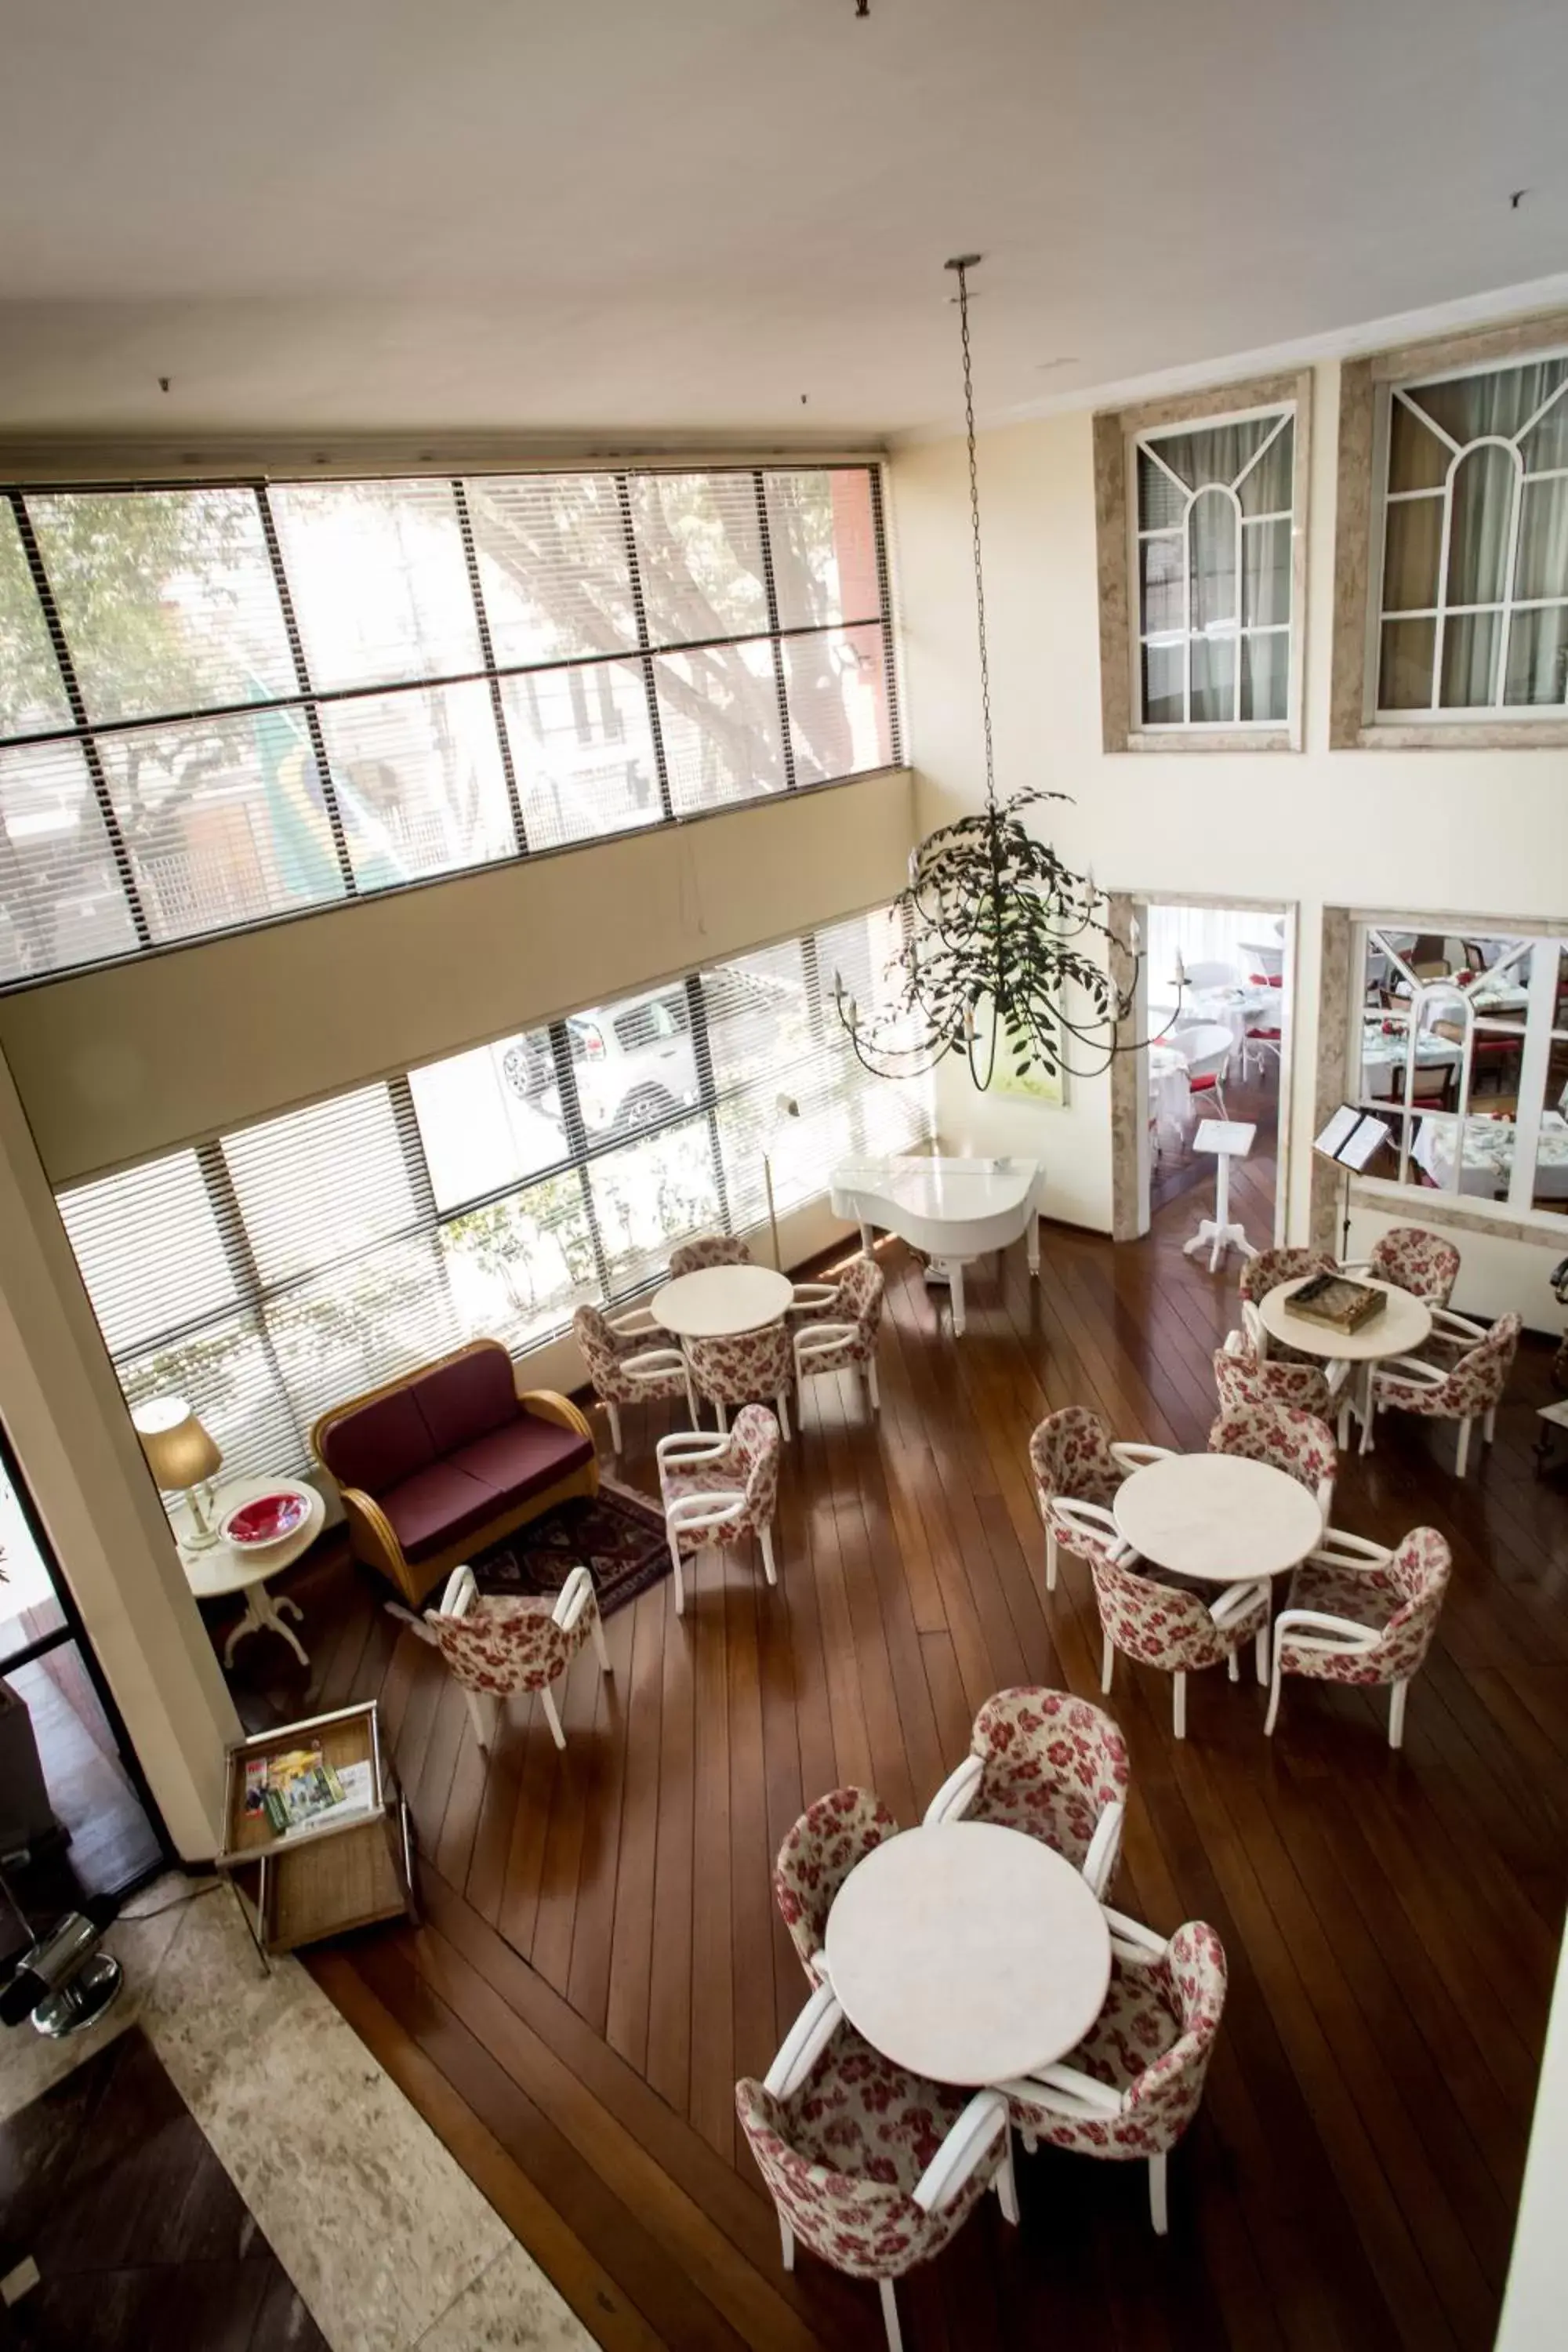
[1183,1120,1258,1273]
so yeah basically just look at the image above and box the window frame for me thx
[1330,308,1568,749]
[1347,914,1568,1233]
[56,902,932,1482]
[1094,368,1312,755]
[0,459,903,992]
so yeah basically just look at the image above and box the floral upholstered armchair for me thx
[1370,1310,1519,1477]
[1239,1247,1338,1367]
[998,1910,1227,2237]
[422,1563,610,1752]
[1207,1399,1337,1524]
[789,1254,885,1414]
[1090,1552,1270,1740]
[773,1785,898,1986]
[573,1302,695,1454]
[655,1403,782,1613]
[1028,1406,1172,1592]
[737,1984,1016,2352]
[1218,1309,1352,1446]
[1265,1524,1452,1747]
[668,1233,753,1276]
[685,1322,795,1440]
[1342,1224,1461,1308]
[923,1688,1130,1900]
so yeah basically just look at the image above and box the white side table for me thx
[179,1477,325,1668]
[1183,1120,1258,1272]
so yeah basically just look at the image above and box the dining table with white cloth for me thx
[1410,1110,1568,1201]
[1357,1018,1464,1096]
[1152,983,1276,1055]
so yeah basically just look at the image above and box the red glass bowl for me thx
[222,1491,310,1548]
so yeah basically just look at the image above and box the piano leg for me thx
[859,1220,876,1256]
[1027,1214,1040,1279]
[949,1261,967,1336]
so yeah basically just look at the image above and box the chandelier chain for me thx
[953,260,996,815]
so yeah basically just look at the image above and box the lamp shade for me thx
[132,1396,222,1492]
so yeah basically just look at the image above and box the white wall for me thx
[890,366,1568,1322]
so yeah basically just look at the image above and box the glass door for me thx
[1,1417,167,1898]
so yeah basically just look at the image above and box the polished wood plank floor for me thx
[231,1183,1568,2352]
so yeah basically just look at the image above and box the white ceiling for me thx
[0,0,1564,444]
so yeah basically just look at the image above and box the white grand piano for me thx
[829,1155,1043,1336]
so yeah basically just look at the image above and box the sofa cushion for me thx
[321,1386,436,1498]
[407,1347,520,1455]
[445,1413,593,1511]
[377,1462,502,1565]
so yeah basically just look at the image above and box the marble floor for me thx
[0,1877,593,2352]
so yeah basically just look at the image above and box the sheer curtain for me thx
[1146,904,1280,1007]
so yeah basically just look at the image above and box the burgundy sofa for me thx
[310,1339,598,1606]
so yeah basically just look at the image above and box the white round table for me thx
[1257,1274,1432,1456]
[1113,1452,1323,1583]
[822,1820,1112,2086]
[180,1476,324,1667]
[651,1263,794,1339]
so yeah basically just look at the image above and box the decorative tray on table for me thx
[1288,1274,1387,1334]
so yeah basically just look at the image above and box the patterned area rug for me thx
[469,1483,669,1618]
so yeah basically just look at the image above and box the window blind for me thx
[56,905,929,1483]
[1,464,900,987]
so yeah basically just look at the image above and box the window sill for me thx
[1350,1173,1568,1247]
[1348,717,1568,752]
[1122,728,1294,756]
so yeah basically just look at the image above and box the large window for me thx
[1351,922,1568,1221]
[1134,405,1297,729]
[56,908,928,1481]
[1375,349,1568,717]
[0,465,898,986]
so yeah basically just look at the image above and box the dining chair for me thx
[1215,1320,1352,1448]
[923,1688,1130,1900]
[737,1982,1016,2352]
[1089,1552,1270,1739]
[421,1563,610,1752]
[1171,1021,1232,1121]
[1239,1247,1338,1367]
[1341,1224,1461,1308]
[1181,961,1239,992]
[997,1907,1227,2237]
[656,1404,781,1613]
[790,1254,885,1414]
[572,1302,696,1454]
[1265,1524,1451,1747]
[1370,1311,1519,1476]
[668,1233,753,1276]
[1207,1399,1337,1524]
[686,1320,794,1439]
[773,1785,899,1986]
[1029,1405,1173,1592]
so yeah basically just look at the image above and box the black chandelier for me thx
[835,256,1157,1091]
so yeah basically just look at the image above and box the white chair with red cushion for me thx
[1265,1524,1452,1747]
[737,1984,1016,2352]
[1207,1399,1337,1526]
[1089,1552,1270,1740]
[1170,1021,1232,1122]
[573,1301,696,1455]
[773,1785,898,1986]
[923,1688,1130,1900]
[669,1233,753,1276]
[997,1908,1228,2237]
[790,1254,885,1414]
[1241,969,1284,1080]
[1029,1404,1174,1592]
[656,1402,781,1613]
[1370,1311,1519,1476]
[423,1563,610,1752]
[1216,1314,1352,1449]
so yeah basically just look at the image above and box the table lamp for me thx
[132,1396,223,1549]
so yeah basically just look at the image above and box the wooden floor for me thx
[234,1178,1568,2352]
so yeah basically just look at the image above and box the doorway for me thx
[1,1420,165,1900]
[1129,896,1294,1254]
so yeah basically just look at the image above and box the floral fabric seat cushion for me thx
[687,1323,792,1409]
[1370,1226,1461,1306]
[1092,1555,1267,1672]
[967,1689,1128,1866]
[426,1594,574,1697]
[1279,1527,1450,1689]
[658,1403,780,1555]
[774,1787,898,1982]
